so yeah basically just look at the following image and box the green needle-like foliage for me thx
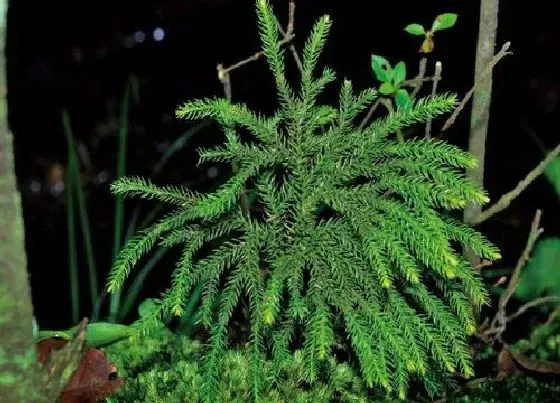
[107,1,501,400]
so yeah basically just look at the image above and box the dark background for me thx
[6,0,560,329]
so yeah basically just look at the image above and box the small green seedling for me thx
[370,55,411,109]
[404,13,458,53]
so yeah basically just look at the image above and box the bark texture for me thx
[464,0,500,264]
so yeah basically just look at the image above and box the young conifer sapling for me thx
[107,0,500,400]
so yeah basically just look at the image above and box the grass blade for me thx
[109,77,132,322]
[177,283,203,336]
[62,110,99,312]
[65,140,79,323]
[118,247,170,321]
[152,121,210,176]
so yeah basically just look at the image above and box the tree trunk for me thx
[0,3,89,401]
[463,0,500,264]
[0,0,45,400]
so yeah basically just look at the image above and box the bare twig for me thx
[216,0,298,97]
[471,142,560,225]
[217,63,232,101]
[442,41,512,132]
[425,61,442,139]
[277,0,303,72]
[521,119,547,154]
[215,0,299,214]
[506,296,560,323]
[482,210,544,341]
[475,259,493,270]
[409,57,427,100]
[378,98,404,143]
[500,210,543,308]
[218,34,294,82]
[402,76,437,87]
[358,99,381,130]
[545,306,560,326]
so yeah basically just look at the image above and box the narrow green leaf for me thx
[109,77,132,322]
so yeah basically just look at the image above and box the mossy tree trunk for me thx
[0,0,47,400]
[1,3,88,401]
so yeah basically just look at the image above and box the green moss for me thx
[104,329,377,403]
[104,324,560,403]
[448,376,560,402]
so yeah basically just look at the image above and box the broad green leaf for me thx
[379,82,394,95]
[432,13,458,32]
[404,23,426,36]
[544,155,560,197]
[393,61,407,84]
[395,88,411,110]
[515,237,560,303]
[371,54,392,82]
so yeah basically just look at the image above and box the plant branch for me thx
[506,296,560,323]
[216,0,298,86]
[461,0,507,266]
[425,60,442,139]
[276,0,303,72]
[482,210,544,341]
[471,142,560,225]
[409,57,427,100]
[215,0,300,214]
[501,210,543,309]
[442,41,512,132]
[378,98,404,143]
[358,99,381,130]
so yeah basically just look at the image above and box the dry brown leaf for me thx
[37,338,125,403]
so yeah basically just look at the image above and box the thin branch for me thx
[545,306,560,326]
[276,0,303,72]
[409,57,427,100]
[218,34,295,81]
[217,0,298,82]
[403,76,436,87]
[442,41,512,132]
[471,142,560,225]
[215,0,299,214]
[500,210,543,309]
[217,63,232,101]
[506,296,560,323]
[482,210,544,341]
[425,60,442,139]
[475,259,493,270]
[358,99,381,130]
[378,98,404,143]
[521,119,547,155]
